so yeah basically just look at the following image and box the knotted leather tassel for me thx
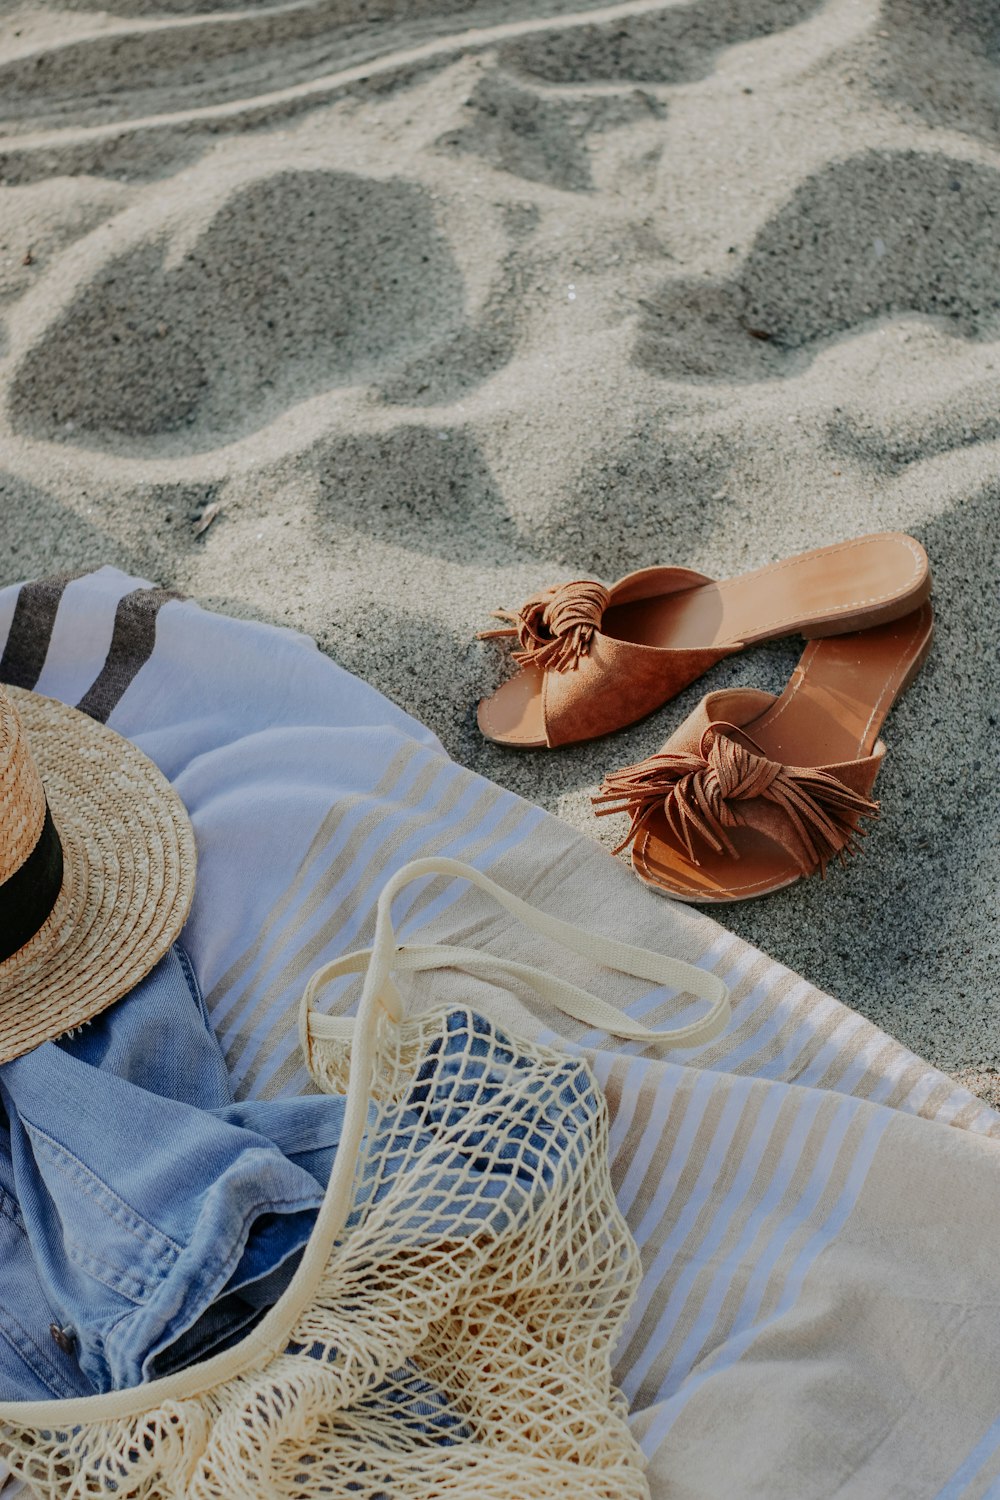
[594,727,879,871]
[479,579,611,672]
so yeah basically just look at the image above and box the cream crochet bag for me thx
[0,857,730,1500]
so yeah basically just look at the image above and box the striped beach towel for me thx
[2,566,999,1499]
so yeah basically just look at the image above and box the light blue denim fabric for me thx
[0,946,349,1398]
[0,950,600,1406]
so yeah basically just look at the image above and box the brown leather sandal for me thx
[477,533,930,748]
[591,604,933,902]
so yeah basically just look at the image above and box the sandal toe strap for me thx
[594,724,881,875]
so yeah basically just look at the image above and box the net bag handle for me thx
[300,854,730,1065]
[0,857,729,1429]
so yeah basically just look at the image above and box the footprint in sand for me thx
[635,150,1000,382]
[9,170,465,447]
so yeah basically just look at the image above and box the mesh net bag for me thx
[0,857,730,1499]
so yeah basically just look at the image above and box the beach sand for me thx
[0,0,997,1099]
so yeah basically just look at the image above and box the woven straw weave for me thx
[0,690,46,878]
[0,857,730,1499]
[0,686,196,1063]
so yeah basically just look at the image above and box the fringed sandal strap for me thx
[479,579,611,672]
[595,725,879,872]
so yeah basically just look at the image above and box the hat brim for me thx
[0,689,196,1063]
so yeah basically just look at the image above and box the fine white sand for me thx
[1,0,998,1100]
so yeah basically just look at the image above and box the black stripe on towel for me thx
[76,586,181,723]
[0,574,82,690]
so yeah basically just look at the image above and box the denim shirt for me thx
[0,947,350,1399]
[0,950,599,1405]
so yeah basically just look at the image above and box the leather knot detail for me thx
[479,579,611,672]
[593,725,879,873]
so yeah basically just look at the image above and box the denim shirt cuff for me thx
[101,1152,322,1391]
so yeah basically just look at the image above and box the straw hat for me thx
[0,684,196,1063]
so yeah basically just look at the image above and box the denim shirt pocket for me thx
[22,1118,182,1305]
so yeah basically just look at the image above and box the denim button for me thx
[49,1324,75,1354]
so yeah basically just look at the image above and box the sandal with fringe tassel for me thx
[593,605,933,903]
[477,533,930,748]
